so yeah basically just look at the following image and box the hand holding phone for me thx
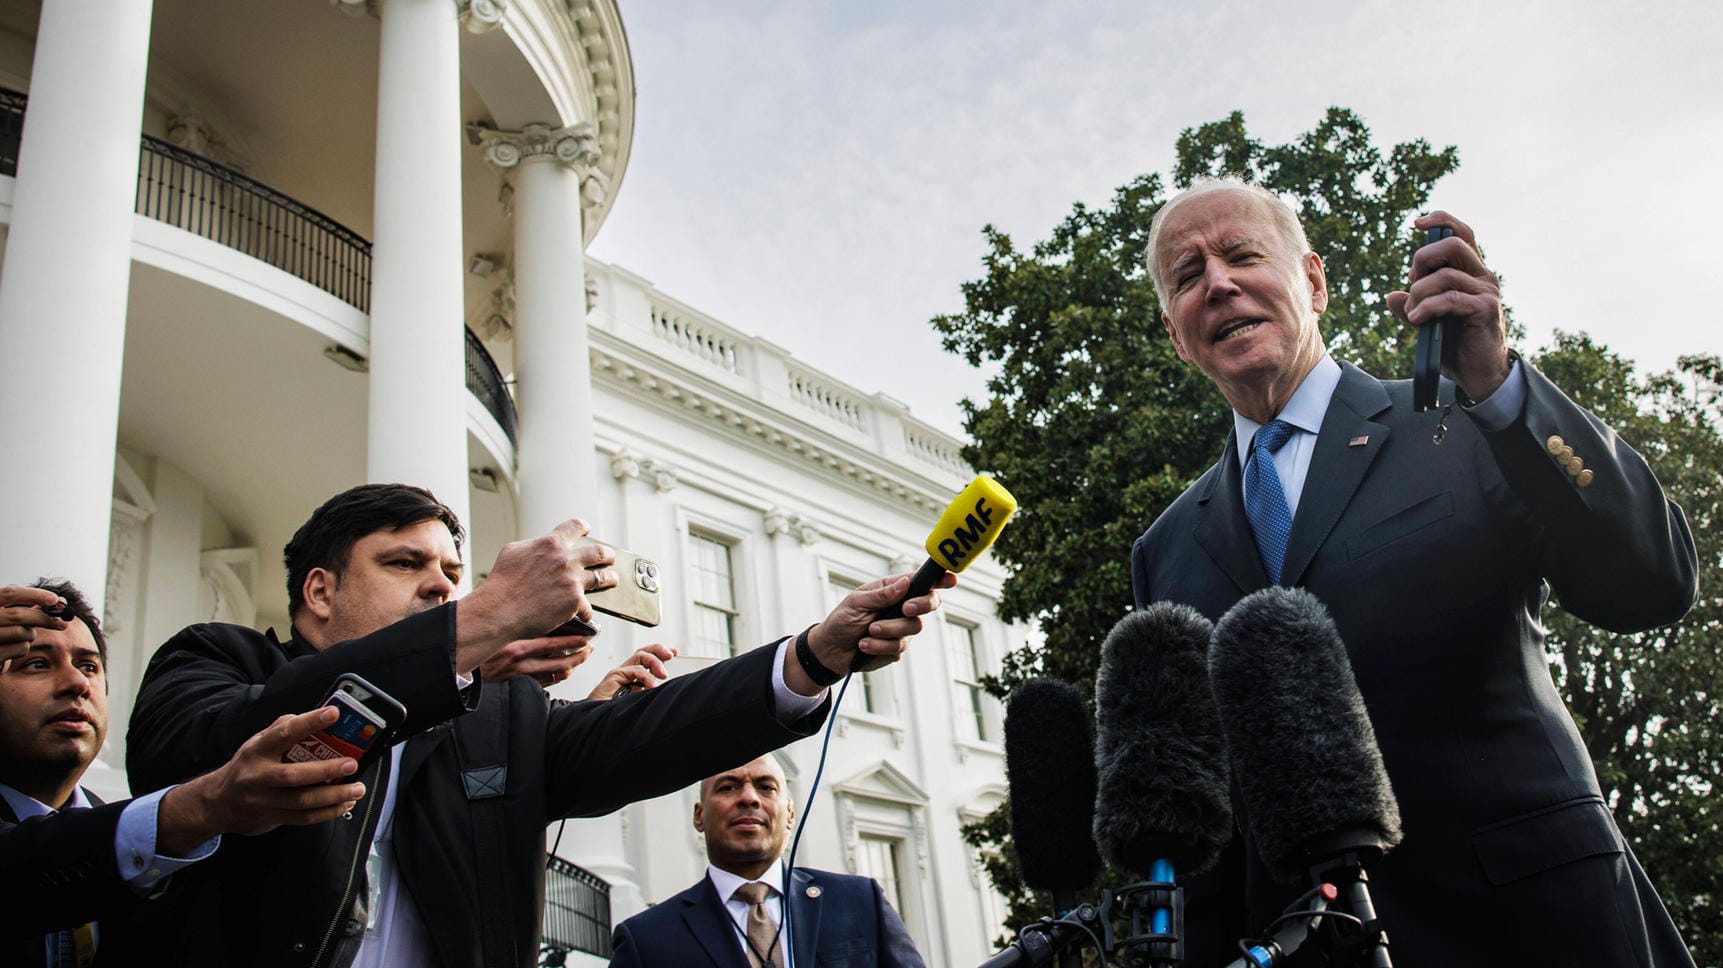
[283,673,406,778]
[1412,225,1457,412]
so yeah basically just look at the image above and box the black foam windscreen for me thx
[1005,678,1102,893]
[1092,603,1234,877]
[1209,586,1403,884]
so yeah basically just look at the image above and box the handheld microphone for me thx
[1092,603,1234,966]
[864,476,1016,666]
[1209,587,1401,968]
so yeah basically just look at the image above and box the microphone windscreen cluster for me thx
[1209,586,1402,884]
[1005,678,1102,893]
[1092,603,1233,877]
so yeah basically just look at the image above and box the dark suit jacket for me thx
[123,605,829,968]
[1132,362,1698,967]
[0,791,139,966]
[609,867,924,968]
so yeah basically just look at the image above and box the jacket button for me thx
[1577,469,1594,487]
[292,943,306,952]
[343,918,362,937]
[1566,459,1585,477]
[1546,435,1565,454]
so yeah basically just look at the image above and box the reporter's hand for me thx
[157,707,369,854]
[454,519,617,672]
[587,643,678,700]
[785,571,957,695]
[0,585,67,667]
[481,635,595,688]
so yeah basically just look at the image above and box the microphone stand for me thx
[977,897,1113,968]
[1306,851,1391,968]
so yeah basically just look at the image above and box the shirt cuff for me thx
[770,636,828,721]
[115,787,219,894]
[1462,357,1526,432]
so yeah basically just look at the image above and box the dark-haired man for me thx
[126,483,949,968]
[1132,177,1696,965]
[611,755,923,968]
[2,580,369,961]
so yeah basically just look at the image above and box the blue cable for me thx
[778,670,853,968]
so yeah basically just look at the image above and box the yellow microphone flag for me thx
[925,476,1017,572]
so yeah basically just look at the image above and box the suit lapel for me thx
[682,878,752,968]
[1193,431,1271,594]
[787,868,820,968]
[1280,363,1391,586]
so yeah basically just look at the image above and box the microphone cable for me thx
[777,666,857,968]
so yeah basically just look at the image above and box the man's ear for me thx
[1162,312,1193,364]
[302,568,338,621]
[1305,251,1329,315]
[786,798,795,830]
[692,801,705,834]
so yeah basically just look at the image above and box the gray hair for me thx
[1144,176,1311,309]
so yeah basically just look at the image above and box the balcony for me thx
[540,856,612,964]
[0,87,517,448]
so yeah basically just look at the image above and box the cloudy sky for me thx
[589,0,1723,439]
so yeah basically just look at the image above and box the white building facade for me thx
[0,1,1013,964]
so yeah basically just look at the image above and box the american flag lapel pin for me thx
[1349,435,1369,447]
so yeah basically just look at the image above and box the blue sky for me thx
[591,0,1723,438]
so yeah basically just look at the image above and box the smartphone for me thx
[1412,225,1457,412]
[579,537,663,628]
[283,673,407,776]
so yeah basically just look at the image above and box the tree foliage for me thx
[941,110,1720,962]
[1536,338,1723,963]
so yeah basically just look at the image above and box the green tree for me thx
[942,111,1721,960]
[1535,338,1723,964]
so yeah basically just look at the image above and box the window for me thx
[948,619,991,742]
[689,532,738,657]
[857,834,907,916]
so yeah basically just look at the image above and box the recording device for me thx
[1093,603,1234,967]
[44,599,76,622]
[1005,679,1102,968]
[1412,225,1457,412]
[866,476,1016,669]
[547,538,663,636]
[1209,587,1401,968]
[283,673,407,777]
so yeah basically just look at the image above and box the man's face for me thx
[694,757,794,878]
[0,617,107,805]
[1156,190,1329,408]
[306,518,463,647]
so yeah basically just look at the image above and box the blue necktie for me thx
[1245,419,1296,585]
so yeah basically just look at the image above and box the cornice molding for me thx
[588,338,954,516]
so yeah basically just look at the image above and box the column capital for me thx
[467,121,611,213]
[332,0,504,31]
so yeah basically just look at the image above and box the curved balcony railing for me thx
[0,87,518,447]
[541,856,612,963]
[466,325,518,445]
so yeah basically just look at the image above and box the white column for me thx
[365,0,470,537]
[0,1,153,604]
[469,122,603,533]
[471,120,643,913]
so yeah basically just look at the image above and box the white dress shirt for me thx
[707,861,793,964]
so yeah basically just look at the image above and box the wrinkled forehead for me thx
[1154,189,1284,270]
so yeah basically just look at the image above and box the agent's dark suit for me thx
[609,867,924,968]
[1132,361,1698,967]
[123,605,828,968]
[0,791,151,966]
